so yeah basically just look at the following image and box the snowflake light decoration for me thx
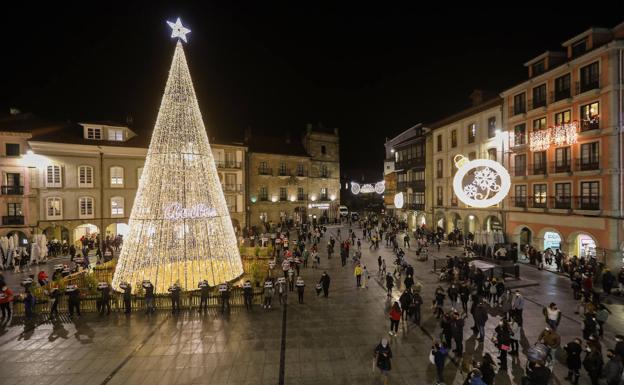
[453,156,511,208]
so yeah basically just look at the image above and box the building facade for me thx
[247,125,340,229]
[501,25,624,269]
[0,114,248,245]
[430,94,505,237]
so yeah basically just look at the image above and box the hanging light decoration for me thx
[552,121,578,147]
[529,129,551,152]
[112,19,243,294]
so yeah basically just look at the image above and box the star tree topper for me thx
[167,17,191,43]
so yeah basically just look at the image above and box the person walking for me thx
[474,300,488,342]
[389,301,401,336]
[198,280,210,313]
[354,264,362,288]
[374,338,392,385]
[538,327,561,370]
[494,319,511,370]
[543,303,562,330]
[583,345,604,385]
[97,282,112,316]
[362,266,370,288]
[451,311,464,356]
[564,338,583,385]
[411,291,423,325]
[319,272,331,298]
[434,286,445,319]
[66,284,81,318]
[603,349,623,385]
[479,353,496,385]
[48,287,61,318]
[500,289,513,320]
[509,316,520,355]
[23,289,35,319]
[295,276,305,304]
[511,290,525,327]
[385,273,394,298]
[399,290,412,321]
[431,342,448,385]
[0,284,14,320]
[243,280,253,310]
[263,278,274,309]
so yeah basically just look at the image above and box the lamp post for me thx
[495,128,507,243]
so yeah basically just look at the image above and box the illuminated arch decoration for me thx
[452,155,511,208]
[394,192,404,209]
[351,181,385,195]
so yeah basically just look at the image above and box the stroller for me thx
[525,343,551,376]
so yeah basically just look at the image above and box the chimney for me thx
[469,89,484,106]
[126,114,134,126]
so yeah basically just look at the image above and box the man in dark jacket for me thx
[474,301,489,342]
[451,311,464,356]
[399,290,412,320]
[526,361,551,385]
[604,349,623,385]
[168,283,181,314]
[97,282,111,315]
[411,292,423,325]
[583,346,603,385]
[374,338,392,385]
[143,280,155,314]
[66,284,81,317]
[564,338,583,385]
[243,280,253,310]
[121,282,132,314]
[385,273,394,297]
[198,280,210,313]
[432,342,448,384]
[319,272,331,297]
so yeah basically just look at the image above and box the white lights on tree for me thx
[452,155,511,208]
[166,17,191,42]
[394,192,404,209]
[351,181,385,195]
[112,30,243,294]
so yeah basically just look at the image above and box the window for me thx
[278,162,286,176]
[555,147,571,172]
[532,60,545,76]
[555,183,571,209]
[321,145,326,155]
[513,93,526,115]
[5,143,20,156]
[468,152,476,161]
[110,166,124,186]
[108,128,123,141]
[580,61,599,92]
[87,127,102,140]
[436,159,443,178]
[320,165,328,178]
[533,184,547,208]
[532,84,547,108]
[580,102,599,131]
[412,170,425,181]
[580,181,599,210]
[259,161,269,175]
[572,39,587,57]
[554,110,571,125]
[488,148,497,161]
[513,124,526,145]
[79,197,94,218]
[297,187,305,200]
[296,164,305,176]
[514,154,527,176]
[46,165,62,188]
[279,187,287,201]
[437,135,442,151]
[225,173,237,191]
[533,117,547,131]
[78,166,93,188]
[137,167,144,187]
[225,195,236,212]
[7,203,22,217]
[580,142,599,170]
[436,186,443,206]
[320,187,328,200]
[4,173,21,194]
[554,74,571,100]
[259,187,268,201]
[451,130,457,148]
[487,117,497,138]
[467,123,476,143]
[533,151,546,175]
[111,197,124,216]
[46,197,62,219]
[514,185,527,207]
[225,151,236,167]
[413,192,425,205]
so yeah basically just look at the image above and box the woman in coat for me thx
[500,289,513,320]
[494,319,511,370]
[374,338,392,385]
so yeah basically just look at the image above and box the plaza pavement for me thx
[0,224,621,385]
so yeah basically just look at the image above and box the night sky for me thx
[3,3,622,180]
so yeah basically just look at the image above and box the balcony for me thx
[297,194,308,201]
[395,157,426,170]
[223,184,243,193]
[576,195,600,210]
[2,215,24,225]
[576,78,600,95]
[529,164,547,176]
[397,180,425,191]
[550,163,572,174]
[509,104,526,116]
[295,170,308,177]
[511,134,527,148]
[436,199,443,207]
[259,196,269,202]
[575,157,600,171]
[551,196,572,209]
[318,195,330,202]
[312,171,331,178]
[529,98,546,110]
[216,161,242,169]
[580,117,599,132]
[1,186,23,195]
[551,89,571,103]
[407,203,425,211]
[528,196,547,209]
[279,196,288,202]
[514,166,527,177]
[258,167,272,176]
[277,168,291,177]
[511,196,527,208]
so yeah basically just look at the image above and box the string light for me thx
[112,40,243,294]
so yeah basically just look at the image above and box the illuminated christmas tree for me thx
[112,19,243,293]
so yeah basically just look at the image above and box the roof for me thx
[427,96,502,129]
[0,113,52,134]
[80,120,131,127]
[31,124,152,148]
[249,135,309,157]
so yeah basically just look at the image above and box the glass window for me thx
[5,143,20,156]
[110,166,124,186]
[297,187,305,200]
[580,61,599,89]
[46,197,62,219]
[320,187,328,198]
[532,60,545,76]
[488,117,496,138]
[513,93,526,114]
[515,154,526,176]
[87,127,102,140]
[437,135,442,151]
[555,183,571,208]
[451,130,457,148]
[533,151,546,173]
[108,128,123,141]
[554,74,571,100]
[532,84,547,107]
[260,187,268,200]
[436,159,443,178]
[488,148,497,161]
[79,197,94,218]
[436,186,443,206]
[514,123,526,145]
[572,40,587,57]
[580,181,599,210]
[555,147,571,172]
[46,165,62,188]
[321,145,326,155]
[78,166,93,188]
[580,142,599,167]
[515,185,527,207]
[297,164,304,176]
[225,195,236,212]
[279,187,287,200]
[7,203,22,216]
[533,117,547,131]
[533,184,547,206]
[467,123,476,143]
[554,110,571,125]
[580,102,599,131]
[111,197,124,216]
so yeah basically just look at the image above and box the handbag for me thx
[500,344,510,351]
[429,350,435,365]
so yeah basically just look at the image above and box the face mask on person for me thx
[381,338,388,348]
